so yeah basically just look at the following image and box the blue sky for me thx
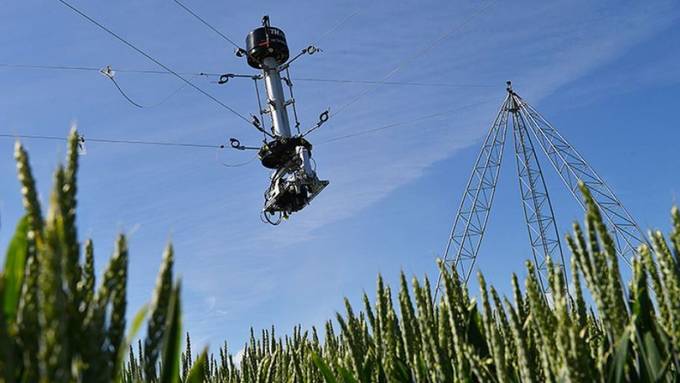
[1,0,679,352]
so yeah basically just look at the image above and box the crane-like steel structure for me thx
[437,82,649,295]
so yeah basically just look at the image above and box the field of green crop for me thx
[1,130,679,382]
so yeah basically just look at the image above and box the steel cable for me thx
[0,133,221,149]
[318,99,495,144]
[304,0,498,134]
[172,0,243,50]
[0,63,496,89]
[55,0,253,127]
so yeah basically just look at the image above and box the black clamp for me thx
[229,137,260,151]
[318,110,330,125]
[251,115,262,129]
[305,45,320,55]
[230,138,243,150]
[301,109,330,137]
[218,74,233,84]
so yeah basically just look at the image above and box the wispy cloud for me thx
[166,0,680,345]
[239,0,679,245]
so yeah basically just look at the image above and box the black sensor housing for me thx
[246,26,289,69]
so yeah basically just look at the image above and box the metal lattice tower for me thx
[436,82,649,295]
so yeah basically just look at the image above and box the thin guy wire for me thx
[216,148,258,168]
[106,75,189,108]
[55,0,252,127]
[1,132,257,168]
[282,10,359,68]
[0,63,217,76]
[318,99,494,144]
[172,0,243,50]
[253,78,268,140]
[143,83,188,108]
[312,10,360,47]
[108,76,143,108]
[285,68,301,135]
[0,63,496,88]
[293,77,496,88]
[0,133,221,149]
[318,0,497,125]
[0,63,102,72]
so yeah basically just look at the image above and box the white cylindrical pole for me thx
[262,57,292,138]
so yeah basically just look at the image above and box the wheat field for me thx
[1,131,679,382]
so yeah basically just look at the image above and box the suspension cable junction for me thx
[55,0,254,128]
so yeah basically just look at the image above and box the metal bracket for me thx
[218,73,262,84]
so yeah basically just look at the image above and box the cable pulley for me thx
[305,45,319,55]
[301,109,330,136]
[218,74,233,84]
[318,110,329,123]
[228,138,259,151]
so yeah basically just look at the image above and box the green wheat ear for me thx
[5,133,680,382]
[144,243,175,381]
[14,141,43,235]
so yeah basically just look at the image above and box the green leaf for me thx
[115,304,149,380]
[311,352,337,383]
[128,305,150,344]
[338,366,360,383]
[3,216,29,323]
[186,348,208,383]
[608,326,631,383]
[0,274,15,381]
[160,281,182,383]
[144,243,175,381]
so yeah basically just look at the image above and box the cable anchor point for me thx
[99,65,115,79]
[76,134,87,155]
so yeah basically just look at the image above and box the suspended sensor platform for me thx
[229,16,330,225]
